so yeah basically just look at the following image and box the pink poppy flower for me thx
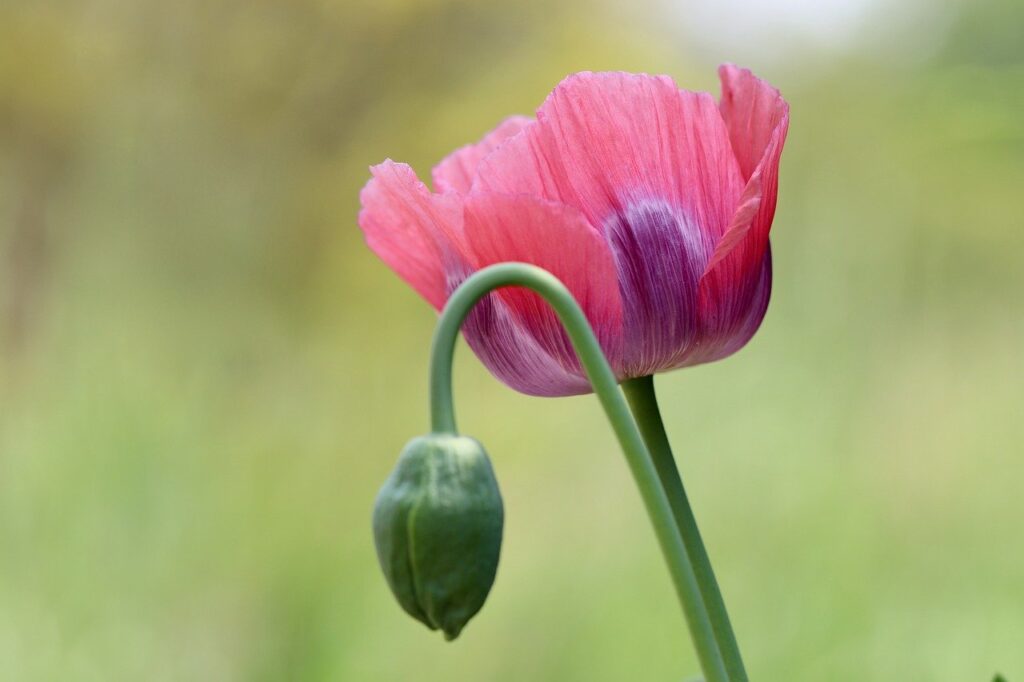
[359,65,789,397]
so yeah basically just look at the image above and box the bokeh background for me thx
[1,0,1022,679]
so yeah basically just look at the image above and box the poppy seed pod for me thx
[372,434,504,640]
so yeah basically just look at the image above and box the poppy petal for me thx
[475,72,745,250]
[358,160,466,309]
[700,66,788,348]
[603,200,705,376]
[717,64,790,182]
[693,247,772,366]
[461,192,624,394]
[705,65,789,273]
[457,279,596,397]
[432,116,533,195]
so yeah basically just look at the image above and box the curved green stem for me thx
[428,262,729,682]
[623,375,748,682]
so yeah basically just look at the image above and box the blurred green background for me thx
[1,0,1022,679]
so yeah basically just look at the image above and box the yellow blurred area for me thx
[1,0,1022,680]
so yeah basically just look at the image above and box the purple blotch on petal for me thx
[603,200,709,378]
[446,268,593,397]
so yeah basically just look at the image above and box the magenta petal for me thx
[475,72,744,248]
[604,201,705,377]
[458,281,596,397]
[358,161,465,309]
[693,247,772,365]
[718,64,789,182]
[462,192,623,394]
[431,116,533,195]
[705,64,789,273]
[699,66,788,353]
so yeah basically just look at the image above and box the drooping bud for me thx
[372,434,503,640]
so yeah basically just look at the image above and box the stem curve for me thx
[426,262,730,682]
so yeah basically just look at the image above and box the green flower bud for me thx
[372,434,504,640]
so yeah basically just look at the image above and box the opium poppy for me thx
[359,65,789,396]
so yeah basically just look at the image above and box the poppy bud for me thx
[372,434,504,640]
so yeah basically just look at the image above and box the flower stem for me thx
[622,375,748,682]
[428,262,729,682]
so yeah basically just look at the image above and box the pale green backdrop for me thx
[1,0,1021,679]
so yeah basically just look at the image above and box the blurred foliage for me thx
[0,0,1022,680]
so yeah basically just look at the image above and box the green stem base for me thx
[623,375,748,681]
